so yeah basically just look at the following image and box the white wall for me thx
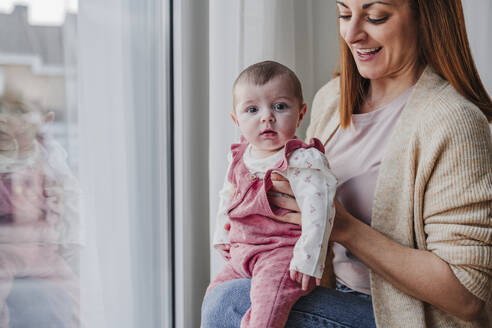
[462,0,492,96]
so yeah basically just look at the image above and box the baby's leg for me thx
[206,262,244,295]
[29,245,81,328]
[241,247,315,328]
[0,245,24,328]
[0,244,80,327]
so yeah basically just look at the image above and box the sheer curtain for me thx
[78,0,172,327]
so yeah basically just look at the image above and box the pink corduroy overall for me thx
[207,138,325,328]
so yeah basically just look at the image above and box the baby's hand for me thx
[216,243,231,261]
[290,270,321,291]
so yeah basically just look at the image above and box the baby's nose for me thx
[261,111,275,123]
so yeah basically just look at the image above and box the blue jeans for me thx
[202,278,376,328]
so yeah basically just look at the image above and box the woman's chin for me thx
[355,68,382,81]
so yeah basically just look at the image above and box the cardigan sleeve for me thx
[420,96,492,303]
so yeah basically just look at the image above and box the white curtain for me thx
[78,0,171,327]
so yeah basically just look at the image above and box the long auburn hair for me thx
[337,0,492,128]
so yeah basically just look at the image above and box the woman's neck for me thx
[360,63,424,114]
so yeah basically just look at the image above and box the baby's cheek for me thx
[282,122,299,140]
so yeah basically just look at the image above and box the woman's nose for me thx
[342,18,366,45]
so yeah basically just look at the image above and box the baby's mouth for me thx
[260,129,277,136]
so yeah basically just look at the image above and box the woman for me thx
[202,0,492,327]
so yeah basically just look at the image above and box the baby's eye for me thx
[272,103,288,111]
[246,106,258,113]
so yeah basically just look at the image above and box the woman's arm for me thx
[268,175,485,321]
[332,202,485,322]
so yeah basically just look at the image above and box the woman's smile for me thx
[354,46,383,61]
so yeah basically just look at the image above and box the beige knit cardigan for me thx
[306,67,492,328]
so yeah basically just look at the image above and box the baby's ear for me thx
[297,104,307,127]
[230,112,239,126]
[44,111,55,123]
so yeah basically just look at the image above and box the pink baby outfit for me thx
[207,138,329,328]
[0,139,81,327]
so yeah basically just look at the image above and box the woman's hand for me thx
[267,173,301,225]
[268,172,355,241]
[329,202,485,321]
[329,198,356,244]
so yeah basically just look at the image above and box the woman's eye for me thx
[246,107,258,113]
[272,103,287,111]
[367,16,388,24]
[338,14,351,20]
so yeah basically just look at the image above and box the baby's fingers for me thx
[316,278,321,286]
[296,272,303,284]
[301,274,311,291]
[290,270,297,281]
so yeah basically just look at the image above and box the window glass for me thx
[0,1,171,327]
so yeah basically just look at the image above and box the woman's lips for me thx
[355,46,382,62]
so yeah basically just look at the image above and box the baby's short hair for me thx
[233,61,304,108]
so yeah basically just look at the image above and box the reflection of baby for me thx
[0,94,81,327]
[206,61,337,328]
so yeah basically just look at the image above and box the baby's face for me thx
[232,76,306,158]
[0,108,43,152]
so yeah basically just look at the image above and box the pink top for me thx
[324,87,414,294]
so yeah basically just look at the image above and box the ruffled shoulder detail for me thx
[229,136,248,160]
[284,137,324,157]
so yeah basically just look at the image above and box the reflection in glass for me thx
[0,3,81,327]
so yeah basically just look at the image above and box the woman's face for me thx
[337,0,420,81]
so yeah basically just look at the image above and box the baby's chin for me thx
[249,144,287,159]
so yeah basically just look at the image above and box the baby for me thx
[0,93,81,327]
[206,61,337,328]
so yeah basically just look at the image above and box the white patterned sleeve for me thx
[285,147,337,278]
[212,152,234,248]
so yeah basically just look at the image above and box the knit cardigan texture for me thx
[306,67,492,328]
